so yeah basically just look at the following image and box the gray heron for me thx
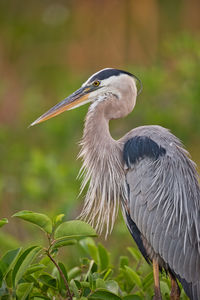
[31,68,200,300]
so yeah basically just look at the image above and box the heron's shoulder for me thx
[120,125,184,148]
[120,125,188,167]
[120,125,176,142]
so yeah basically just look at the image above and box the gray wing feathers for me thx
[125,126,200,292]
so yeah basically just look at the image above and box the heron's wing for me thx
[122,126,200,297]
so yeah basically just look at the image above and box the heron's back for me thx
[120,125,200,299]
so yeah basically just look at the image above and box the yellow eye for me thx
[93,80,100,87]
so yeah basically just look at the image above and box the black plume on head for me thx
[88,69,134,83]
[88,68,142,95]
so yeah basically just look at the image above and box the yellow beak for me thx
[30,86,90,127]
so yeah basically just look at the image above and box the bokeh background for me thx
[0,0,200,266]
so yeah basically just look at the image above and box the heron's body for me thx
[31,68,200,299]
[122,125,200,299]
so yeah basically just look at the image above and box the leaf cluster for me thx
[0,212,188,299]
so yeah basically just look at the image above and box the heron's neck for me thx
[78,104,127,236]
[83,104,115,150]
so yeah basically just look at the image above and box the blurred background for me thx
[0,0,200,265]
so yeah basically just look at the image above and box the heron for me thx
[30,68,200,300]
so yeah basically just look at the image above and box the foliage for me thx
[0,211,188,299]
[0,26,200,278]
[0,3,198,299]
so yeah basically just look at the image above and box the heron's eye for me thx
[93,80,100,87]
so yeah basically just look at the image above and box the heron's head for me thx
[30,68,142,126]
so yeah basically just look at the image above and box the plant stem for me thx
[47,251,73,300]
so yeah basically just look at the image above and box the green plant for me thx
[0,212,188,299]
[0,211,98,299]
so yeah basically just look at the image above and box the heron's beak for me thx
[30,86,91,127]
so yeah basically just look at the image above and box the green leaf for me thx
[5,269,13,288]
[89,290,121,300]
[12,246,42,286]
[105,280,119,295]
[0,248,21,285]
[51,238,77,250]
[30,295,50,300]
[68,267,81,281]
[39,273,57,289]
[39,256,51,267]
[119,256,129,269]
[57,262,68,291]
[142,272,154,291]
[79,237,96,255]
[124,266,142,288]
[79,238,99,266]
[123,296,142,300]
[13,210,52,234]
[103,269,113,281]
[96,278,106,289]
[16,282,33,300]
[83,260,96,281]
[127,247,141,262]
[88,244,99,264]
[23,274,40,287]
[80,281,90,288]
[0,218,8,228]
[74,279,81,289]
[98,243,109,271]
[53,214,65,225]
[70,279,80,298]
[25,263,45,275]
[54,220,97,240]
[58,262,68,280]
[160,280,170,296]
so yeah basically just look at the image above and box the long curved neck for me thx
[82,104,115,153]
[78,104,126,236]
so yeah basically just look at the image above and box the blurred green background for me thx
[0,0,200,266]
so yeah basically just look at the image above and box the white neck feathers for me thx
[78,106,126,236]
